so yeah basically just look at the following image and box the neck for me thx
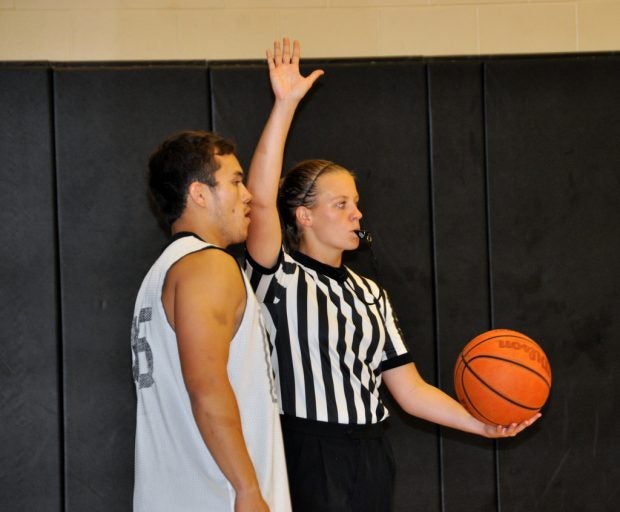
[171,219,227,247]
[298,241,342,267]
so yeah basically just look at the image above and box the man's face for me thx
[206,153,252,246]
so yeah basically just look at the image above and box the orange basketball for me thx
[454,329,552,426]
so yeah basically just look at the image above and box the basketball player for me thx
[131,131,290,511]
[243,38,541,512]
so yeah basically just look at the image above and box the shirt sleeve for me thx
[379,290,414,372]
[242,248,283,301]
[244,247,304,306]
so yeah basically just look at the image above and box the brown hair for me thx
[148,130,235,225]
[277,159,352,251]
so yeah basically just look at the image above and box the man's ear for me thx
[187,181,207,207]
[295,206,312,227]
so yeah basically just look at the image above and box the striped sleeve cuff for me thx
[380,352,414,373]
[244,247,283,275]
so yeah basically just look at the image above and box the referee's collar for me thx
[291,251,348,283]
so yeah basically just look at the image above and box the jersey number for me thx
[132,307,154,389]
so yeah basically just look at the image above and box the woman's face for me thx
[299,170,363,259]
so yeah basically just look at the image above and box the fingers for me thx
[266,36,324,93]
[291,39,300,65]
[273,39,282,65]
[495,412,542,437]
[490,423,517,437]
[269,37,295,67]
[511,413,541,434]
[282,37,291,64]
[266,49,275,71]
[529,412,542,425]
[506,423,519,436]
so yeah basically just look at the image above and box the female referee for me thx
[244,38,540,512]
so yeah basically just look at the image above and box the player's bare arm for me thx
[163,248,269,512]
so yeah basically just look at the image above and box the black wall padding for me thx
[52,66,210,510]
[428,60,498,511]
[485,55,620,511]
[0,67,62,511]
[212,60,441,511]
[2,53,620,512]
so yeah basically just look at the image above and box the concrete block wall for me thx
[1,0,619,60]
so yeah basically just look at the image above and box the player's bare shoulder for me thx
[163,248,247,330]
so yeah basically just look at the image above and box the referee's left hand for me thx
[483,412,542,438]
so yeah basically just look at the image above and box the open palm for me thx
[267,38,323,103]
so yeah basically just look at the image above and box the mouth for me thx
[353,229,371,243]
[349,230,362,241]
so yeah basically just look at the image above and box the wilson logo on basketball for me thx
[498,339,551,376]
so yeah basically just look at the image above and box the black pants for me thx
[281,415,396,512]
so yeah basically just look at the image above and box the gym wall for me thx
[1,2,620,60]
[1,53,619,511]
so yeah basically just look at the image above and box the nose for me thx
[352,204,362,220]
[241,182,252,203]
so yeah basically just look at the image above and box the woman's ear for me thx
[295,206,312,227]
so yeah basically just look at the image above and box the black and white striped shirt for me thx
[244,249,412,425]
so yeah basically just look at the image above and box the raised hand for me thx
[267,37,324,103]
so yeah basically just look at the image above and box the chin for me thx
[227,228,248,246]
[344,239,360,251]
[235,231,249,245]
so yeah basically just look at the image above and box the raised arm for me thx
[165,249,269,511]
[246,38,323,267]
[382,362,541,438]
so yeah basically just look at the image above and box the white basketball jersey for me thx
[131,234,290,511]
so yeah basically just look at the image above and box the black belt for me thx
[280,414,387,439]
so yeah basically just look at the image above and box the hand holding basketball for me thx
[482,412,542,438]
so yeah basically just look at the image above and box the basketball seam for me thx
[460,354,546,410]
[456,364,499,425]
[467,354,552,388]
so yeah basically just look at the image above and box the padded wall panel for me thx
[428,61,498,511]
[53,66,210,511]
[3,52,619,512]
[211,60,439,511]
[0,67,61,511]
[485,56,620,511]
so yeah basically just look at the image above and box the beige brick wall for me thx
[1,0,619,60]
